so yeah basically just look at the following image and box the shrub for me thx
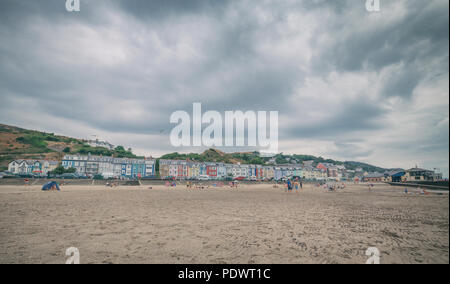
[15,135,48,149]
[52,166,76,175]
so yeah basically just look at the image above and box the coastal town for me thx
[4,153,444,184]
[1,125,444,184]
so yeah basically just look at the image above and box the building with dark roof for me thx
[405,167,441,182]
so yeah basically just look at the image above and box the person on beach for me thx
[419,187,428,195]
[300,181,303,190]
[286,179,292,192]
[294,180,299,193]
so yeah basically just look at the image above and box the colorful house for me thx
[63,154,155,178]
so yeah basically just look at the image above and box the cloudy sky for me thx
[0,0,448,176]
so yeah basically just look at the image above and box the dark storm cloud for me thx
[0,0,61,21]
[116,0,231,20]
[381,67,422,99]
[312,0,449,99]
[0,0,108,26]
[315,0,448,70]
[282,98,387,139]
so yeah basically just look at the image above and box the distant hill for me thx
[0,123,140,171]
[1,123,394,173]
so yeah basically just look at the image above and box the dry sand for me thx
[0,183,448,264]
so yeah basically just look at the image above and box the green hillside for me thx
[0,123,141,171]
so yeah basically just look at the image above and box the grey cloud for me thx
[315,0,448,70]
[381,67,422,98]
[283,98,387,139]
[330,141,374,159]
[311,0,448,99]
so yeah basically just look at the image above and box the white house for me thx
[8,160,58,176]
[86,138,114,150]
[62,154,156,178]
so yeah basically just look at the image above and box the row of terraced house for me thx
[7,156,443,182]
[159,159,329,181]
[61,154,156,179]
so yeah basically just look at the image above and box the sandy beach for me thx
[0,183,448,264]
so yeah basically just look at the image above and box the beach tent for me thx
[42,181,60,191]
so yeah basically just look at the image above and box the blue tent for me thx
[42,181,60,191]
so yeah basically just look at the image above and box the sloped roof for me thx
[384,170,405,176]
[407,168,433,172]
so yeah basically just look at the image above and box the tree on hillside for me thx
[115,146,125,151]
[52,166,76,175]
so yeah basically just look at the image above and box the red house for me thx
[206,166,217,177]
[257,168,263,178]
[316,163,328,171]
[177,165,187,178]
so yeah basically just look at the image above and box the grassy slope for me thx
[0,123,139,170]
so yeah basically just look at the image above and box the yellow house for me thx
[188,163,200,178]
[262,167,275,179]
